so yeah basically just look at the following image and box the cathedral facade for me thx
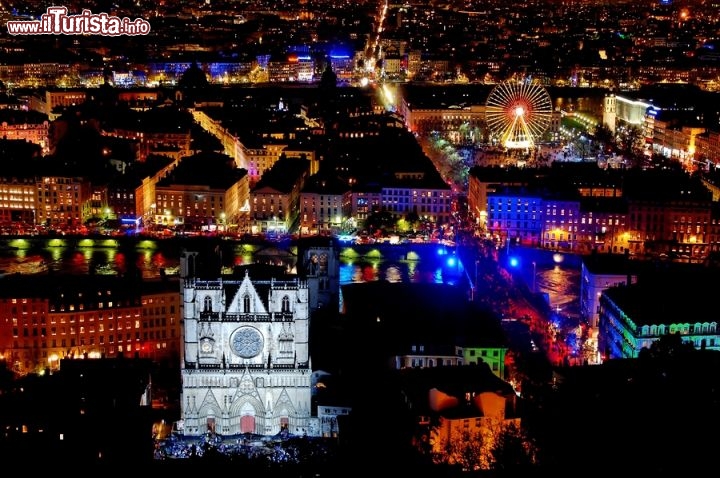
[179,262,316,437]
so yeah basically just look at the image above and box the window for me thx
[204,296,212,312]
[243,294,251,313]
[281,295,290,313]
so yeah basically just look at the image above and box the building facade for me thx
[36,175,92,229]
[598,270,720,360]
[579,253,638,330]
[179,257,316,437]
[486,188,543,247]
[249,157,309,234]
[0,274,179,375]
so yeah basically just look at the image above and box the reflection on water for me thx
[339,260,447,285]
[0,254,49,275]
[507,248,581,321]
[535,264,580,320]
[53,248,182,278]
[0,244,184,279]
[0,240,462,286]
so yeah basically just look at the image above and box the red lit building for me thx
[0,274,180,376]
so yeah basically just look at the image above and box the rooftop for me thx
[602,263,720,326]
[157,151,247,189]
[581,251,645,277]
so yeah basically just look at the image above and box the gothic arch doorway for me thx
[240,414,255,434]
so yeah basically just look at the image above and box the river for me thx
[0,236,469,284]
[0,237,580,319]
[506,246,582,321]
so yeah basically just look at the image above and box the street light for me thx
[471,259,479,302]
[474,259,479,289]
[532,261,536,293]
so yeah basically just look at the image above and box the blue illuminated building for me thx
[486,186,544,247]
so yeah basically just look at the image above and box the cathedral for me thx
[178,251,317,438]
[177,238,340,439]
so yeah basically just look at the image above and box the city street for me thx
[455,236,588,393]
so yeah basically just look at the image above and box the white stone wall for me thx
[180,272,314,437]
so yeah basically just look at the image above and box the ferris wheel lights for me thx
[486,80,552,150]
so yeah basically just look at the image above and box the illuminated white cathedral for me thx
[178,252,316,437]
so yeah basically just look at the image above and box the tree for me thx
[489,420,538,473]
[593,123,614,151]
[427,417,538,473]
[364,210,395,233]
[400,211,421,233]
[639,332,695,360]
[433,429,486,472]
[0,359,14,389]
[619,124,645,154]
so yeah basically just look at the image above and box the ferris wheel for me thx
[485,79,553,150]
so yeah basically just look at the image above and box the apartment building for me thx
[0,274,180,376]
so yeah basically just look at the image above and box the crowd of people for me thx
[154,429,338,467]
